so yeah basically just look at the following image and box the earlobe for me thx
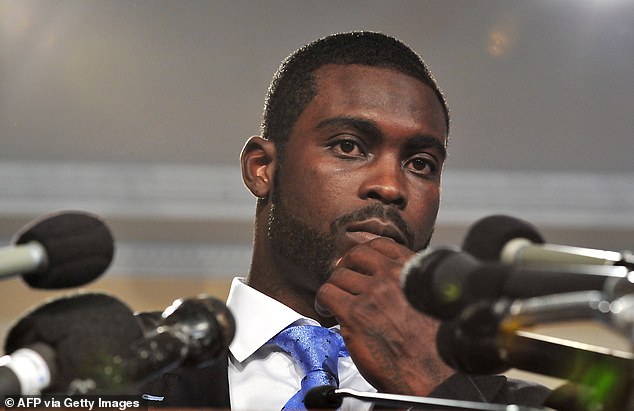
[241,136,276,198]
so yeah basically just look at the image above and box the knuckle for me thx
[316,282,334,299]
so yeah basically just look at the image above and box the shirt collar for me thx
[226,277,318,362]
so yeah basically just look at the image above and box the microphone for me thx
[436,297,634,376]
[436,298,633,410]
[115,294,236,386]
[304,385,342,409]
[462,214,634,270]
[0,343,55,395]
[401,247,632,320]
[2,293,235,395]
[0,211,115,288]
[2,292,143,395]
[304,385,547,410]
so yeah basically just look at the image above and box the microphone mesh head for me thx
[436,311,508,375]
[461,215,544,261]
[304,385,341,410]
[14,211,115,289]
[161,295,236,367]
[4,292,143,393]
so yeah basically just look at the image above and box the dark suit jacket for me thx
[136,311,550,409]
[143,354,231,408]
[142,356,551,409]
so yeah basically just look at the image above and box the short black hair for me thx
[261,31,450,152]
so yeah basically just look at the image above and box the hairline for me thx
[274,62,449,160]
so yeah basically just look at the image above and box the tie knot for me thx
[270,325,349,380]
[270,325,349,411]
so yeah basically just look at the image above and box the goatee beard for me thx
[267,192,423,293]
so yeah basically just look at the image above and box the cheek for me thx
[407,186,441,245]
[278,165,349,226]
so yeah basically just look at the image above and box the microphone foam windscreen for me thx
[436,319,508,375]
[14,211,115,288]
[461,215,544,261]
[304,386,342,410]
[4,292,143,393]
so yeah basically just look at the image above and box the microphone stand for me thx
[306,386,552,410]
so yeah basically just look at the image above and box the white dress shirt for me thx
[226,277,376,411]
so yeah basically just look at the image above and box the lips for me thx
[345,218,409,247]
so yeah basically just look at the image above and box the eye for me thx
[339,140,356,153]
[329,138,366,158]
[404,156,438,177]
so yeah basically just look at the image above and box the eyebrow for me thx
[317,116,382,140]
[316,116,447,161]
[405,134,447,162]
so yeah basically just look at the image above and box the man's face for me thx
[268,64,448,290]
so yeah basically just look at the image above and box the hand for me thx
[315,237,454,395]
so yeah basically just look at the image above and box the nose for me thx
[358,155,407,208]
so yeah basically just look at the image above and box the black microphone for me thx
[437,299,633,410]
[438,297,624,375]
[2,293,235,395]
[304,385,342,409]
[402,247,631,320]
[304,385,547,410]
[115,295,236,387]
[462,214,634,270]
[0,211,115,288]
[2,292,143,395]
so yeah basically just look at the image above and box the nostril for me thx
[366,189,406,208]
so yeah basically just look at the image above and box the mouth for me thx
[344,218,409,247]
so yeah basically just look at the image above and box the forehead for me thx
[297,64,448,142]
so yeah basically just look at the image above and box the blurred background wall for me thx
[1,0,633,389]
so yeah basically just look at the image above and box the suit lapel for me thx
[142,353,230,408]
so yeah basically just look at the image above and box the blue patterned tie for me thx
[270,325,350,410]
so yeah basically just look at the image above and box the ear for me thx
[240,136,277,199]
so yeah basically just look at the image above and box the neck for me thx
[247,225,336,327]
[247,202,339,327]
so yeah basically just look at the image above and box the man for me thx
[144,31,549,409]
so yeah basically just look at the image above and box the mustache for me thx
[331,203,413,248]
